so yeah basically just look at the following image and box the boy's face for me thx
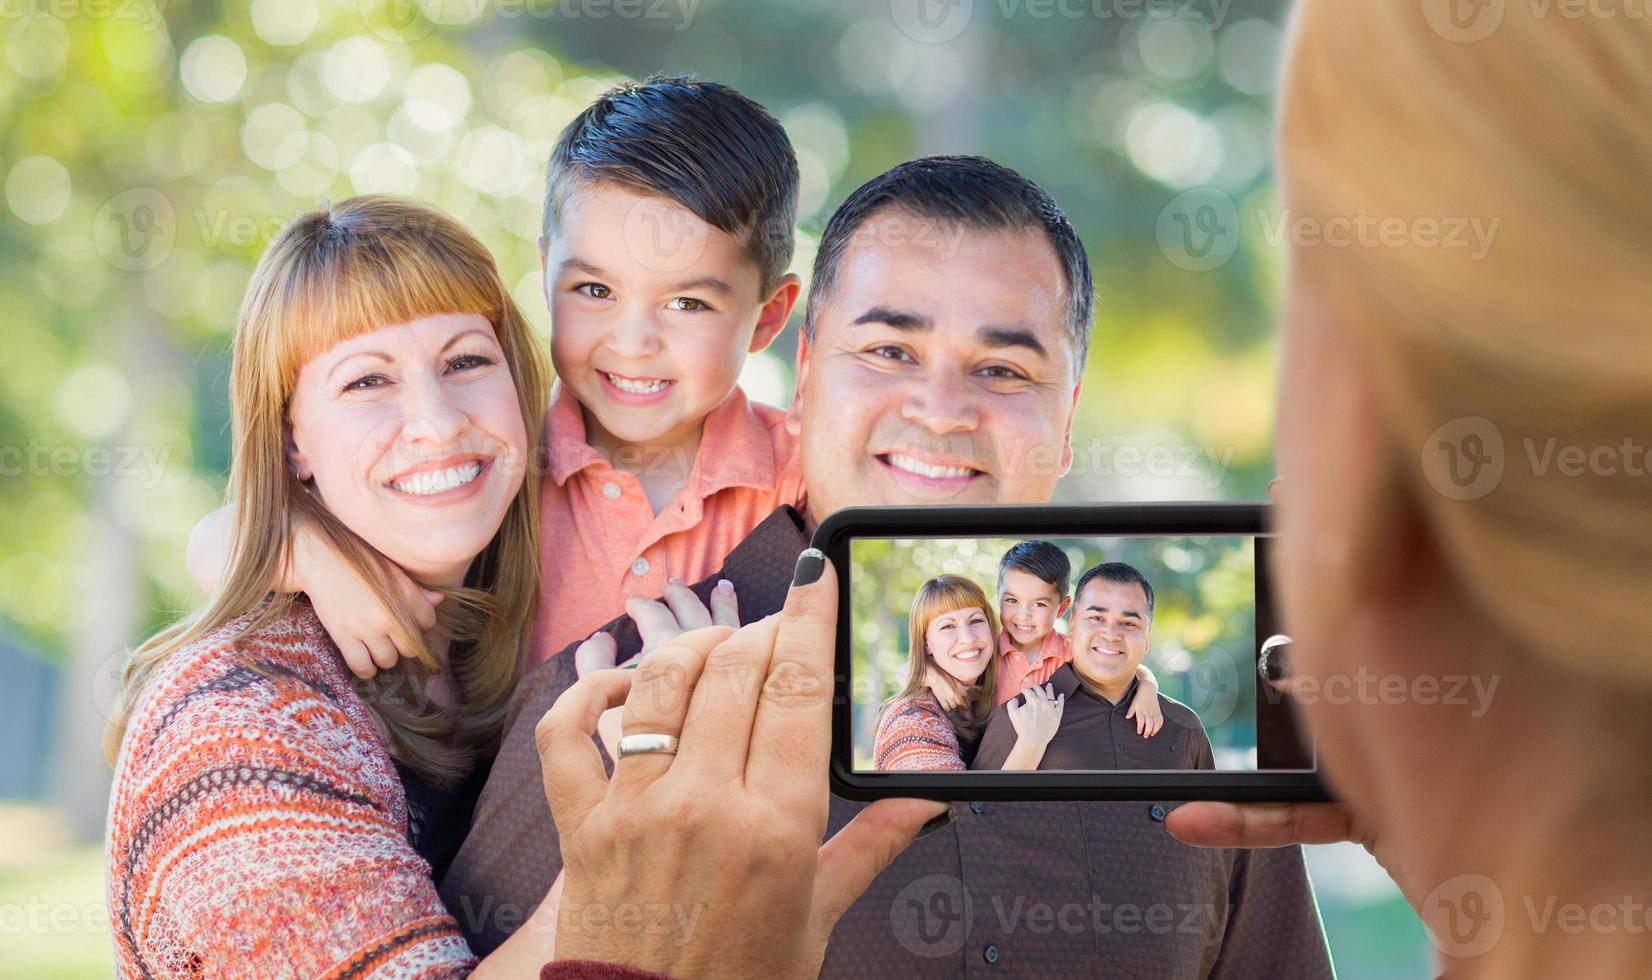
[540,182,797,449]
[998,567,1071,649]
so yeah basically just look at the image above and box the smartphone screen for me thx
[820,504,1326,801]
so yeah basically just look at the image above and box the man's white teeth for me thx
[606,372,670,394]
[392,462,482,496]
[888,453,974,480]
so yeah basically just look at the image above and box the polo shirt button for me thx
[1149,804,1167,822]
[969,801,985,814]
[631,557,650,577]
[602,481,621,500]
[983,944,999,964]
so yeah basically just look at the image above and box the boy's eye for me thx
[668,296,711,312]
[575,283,612,300]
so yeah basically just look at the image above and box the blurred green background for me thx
[0,0,1431,975]
[849,535,1258,770]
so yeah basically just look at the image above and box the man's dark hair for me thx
[1073,561,1155,622]
[803,154,1094,372]
[998,540,1072,597]
[542,74,799,294]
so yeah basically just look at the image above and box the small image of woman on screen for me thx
[873,575,1064,771]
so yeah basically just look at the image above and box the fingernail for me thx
[669,575,684,586]
[1259,635,1292,682]
[915,804,958,839]
[792,547,826,588]
[716,578,735,595]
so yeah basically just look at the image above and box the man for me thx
[972,562,1212,771]
[442,156,1332,978]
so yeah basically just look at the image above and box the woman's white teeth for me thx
[393,462,483,496]
[606,372,670,394]
[888,453,974,479]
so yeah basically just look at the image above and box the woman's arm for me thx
[874,697,967,771]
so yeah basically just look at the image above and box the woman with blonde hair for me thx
[1165,4,1652,978]
[104,196,564,976]
[873,574,1064,771]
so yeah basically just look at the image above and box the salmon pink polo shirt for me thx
[994,628,1073,706]
[528,383,805,666]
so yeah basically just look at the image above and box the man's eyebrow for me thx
[852,306,932,331]
[979,326,1049,359]
[1084,604,1144,620]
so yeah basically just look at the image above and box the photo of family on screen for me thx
[850,536,1265,773]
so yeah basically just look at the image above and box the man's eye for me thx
[978,364,1029,380]
[867,345,914,362]
[668,297,710,312]
[447,353,495,373]
[576,283,612,300]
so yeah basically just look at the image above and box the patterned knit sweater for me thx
[106,605,477,978]
[872,691,969,772]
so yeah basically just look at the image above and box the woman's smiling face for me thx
[924,605,996,685]
[286,312,528,587]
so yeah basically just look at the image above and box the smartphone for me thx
[815,502,1330,803]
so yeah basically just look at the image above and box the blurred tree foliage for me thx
[850,535,1256,769]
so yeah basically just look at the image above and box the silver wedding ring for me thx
[617,733,680,758]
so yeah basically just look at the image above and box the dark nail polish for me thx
[916,804,958,839]
[792,547,826,587]
[1259,635,1292,682]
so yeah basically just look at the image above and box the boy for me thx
[187,75,804,673]
[926,540,1163,735]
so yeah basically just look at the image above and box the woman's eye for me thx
[576,283,612,300]
[668,297,710,312]
[342,374,387,393]
[446,353,495,373]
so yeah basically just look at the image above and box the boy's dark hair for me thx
[803,155,1094,373]
[1073,562,1155,622]
[543,74,799,294]
[998,540,1072,597]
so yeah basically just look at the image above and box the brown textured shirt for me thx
[446,506,1333,978]
[971,665,1215,772]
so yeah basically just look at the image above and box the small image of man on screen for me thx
[971,561,1215,771]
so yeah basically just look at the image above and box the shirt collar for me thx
[1049,662,1141,709]
[544,383,779,495]
[998,629,1068,663]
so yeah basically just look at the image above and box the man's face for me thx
[789,209,1082,519]
[1069,577,1151,697]
[998,568,1071,649]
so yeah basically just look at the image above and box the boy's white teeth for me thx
[888,453,974,479]
[392,461,483,496]
[606,373,670,394]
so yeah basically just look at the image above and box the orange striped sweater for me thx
[872,692,970,772]
[106,605,476,978]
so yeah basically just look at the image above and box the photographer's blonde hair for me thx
[1282,3,1652,682]
[884,575,1001,740]
[105,196,553,783]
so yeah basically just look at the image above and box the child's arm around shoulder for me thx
[184,505,442,679]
